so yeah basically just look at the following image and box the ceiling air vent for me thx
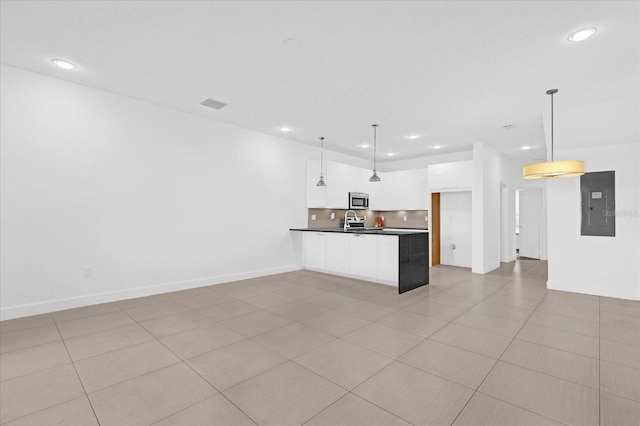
[200,98,228,110]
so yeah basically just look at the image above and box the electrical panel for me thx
[581,171,615,237]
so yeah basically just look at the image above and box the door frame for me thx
[431,192,441,266]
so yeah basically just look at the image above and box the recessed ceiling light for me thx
[51,59,76,70]
[407,134,419,140]
[279,126,291,132]
[522,146,531,150]
[503,124,515,130]
[386,153,395,157]
[568,27,597,42]
[433,145,441,149]
[359,144,369,148]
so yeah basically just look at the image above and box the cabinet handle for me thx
[316,233,325,236]
[353,234,362,237]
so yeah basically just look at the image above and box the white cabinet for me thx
[306,160,327,208]
[349,234,378,279]
[303,232,326,270]
[373,169,429,211]
[326,161,351,209]
[325,233,350,274]
[449,161,473,188]
[306,160,430,210]
[412,169,429,209]
[377,236,399,281]
[299,231,400,285]
[428,160,473,191]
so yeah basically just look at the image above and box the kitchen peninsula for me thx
[290,228,429,294]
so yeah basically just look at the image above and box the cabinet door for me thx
[448,161,473,189]
[306,160,327,208]
[326,161,351,208]
[428,163,451,190]
[325,233,350,274]
[377,236,399,282]
[349,234,378,279]
[303,233,326,270]
[412,169,429,210]
[395,170,418,210]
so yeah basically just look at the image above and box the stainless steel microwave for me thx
[349,192,369,210]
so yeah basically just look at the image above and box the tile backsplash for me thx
[308,209,428,229]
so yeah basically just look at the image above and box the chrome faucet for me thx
[344,210,359,230]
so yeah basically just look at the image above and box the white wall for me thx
[472,143,511,273]
[0,65,366,319]
[548,142,640,300]
[440,191,472,267]
[381,151,473,172]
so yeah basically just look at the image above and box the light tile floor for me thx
[1,259,639,425]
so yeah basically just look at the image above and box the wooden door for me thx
[431,193,440,265]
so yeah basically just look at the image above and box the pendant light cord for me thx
[319,137,324,176]
[550,91,554,162]
[546,88,558,162]
[373,124,378,171]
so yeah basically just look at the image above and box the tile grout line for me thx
[125,301,262,426]
[598,295,601,426]
[50,314,102,426]
[449,277,550,426]
[289,358,417,426]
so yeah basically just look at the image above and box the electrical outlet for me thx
[83,267,92,278]
[425,215,428,221]
[403,216,407,221]
[330,212,335,220]
[381,216,384,221]
[311,214,317,221]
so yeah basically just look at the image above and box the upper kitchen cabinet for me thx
[411,168,429,209]
[306,159,328,208]
[306,160,429,210]
[326,161,353,209]
[428,160,473,191]
[373,169,429,211]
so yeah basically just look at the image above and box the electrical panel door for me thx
[581,171,615,237]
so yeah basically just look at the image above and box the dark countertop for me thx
[290,227,429,236]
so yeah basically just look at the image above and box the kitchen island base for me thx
[291,229,429,294]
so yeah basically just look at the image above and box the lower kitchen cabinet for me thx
[325,233,350,274]
[377,236,399,282]
[302,232,399,285]
[348,234,379,279]
[302,232,326,270]
[294,229,429,293]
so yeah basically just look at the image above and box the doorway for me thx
[517,188,542,259]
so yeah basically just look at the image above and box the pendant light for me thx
[522,89,585,179]
[369,124,381,182]
[317,137,326,186]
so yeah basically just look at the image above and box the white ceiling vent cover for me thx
[200,98,228,110]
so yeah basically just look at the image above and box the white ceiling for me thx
[1,1,638,163]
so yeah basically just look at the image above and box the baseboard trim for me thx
[472,261,501,274]
[0,265,303,321]
[303,268,397,287]
[547,280,640,301]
